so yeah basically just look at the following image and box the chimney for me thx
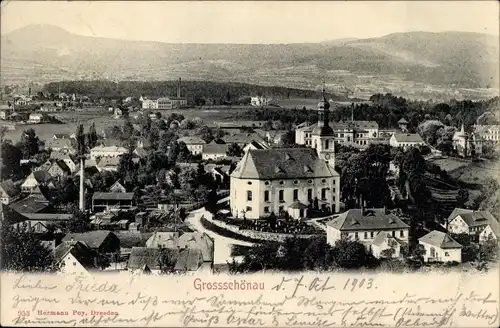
[79,158,85,211]
[360,194,365,215]
[28,87,31,97]
[93,256,98,268]
[351,103,354,122]
[177,78,181,98]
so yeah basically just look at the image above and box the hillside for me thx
[1,25,499,94]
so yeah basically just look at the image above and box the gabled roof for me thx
[419,230,462,249]
[174,248,203,271]
[63,230,116,249]
[50,151,75,162]
[127,247,162,270]
[50,160,71,174]
[53,133,72,139]
[230,148,339,180]
[0,179,21,197]
[0,203,29,224]
[397,118,408,124]
[109,181,126,192]
[326,208,409,231]
[146,232,181,248]
[177,136,206,145]
[203,143,229,155]
[53,241,96,268]
[47,139,74,149]
[91,145,127,153]
[177,233,214,262]
[447,208,497,228]
[392,133,424,143]
[133,147,148,158]
[97,157,121,168]
[288,201,307,210]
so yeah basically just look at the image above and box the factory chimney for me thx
[79,157,85,211]
[177,78,181,98]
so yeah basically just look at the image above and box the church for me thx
[229,84,341,220]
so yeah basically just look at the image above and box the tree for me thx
[456,188,469,208]
[0,220,53,272]
[75,124,87,156]
[158,248,178,274]
[226,143,243,157]
[17,128,40,159]
[195,125,213,143]
[1,142,22,180]
[332,238,377,269]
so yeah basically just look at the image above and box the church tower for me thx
[311,82,336,166]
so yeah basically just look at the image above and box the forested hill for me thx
[42,80,345,102]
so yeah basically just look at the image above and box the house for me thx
[52,241,98,276]
[133,147,148,159]
[50,151,77,173]
[371,232,403,259]
[96,156,121,172]
[452,124,483,157]
[326,208,409,247]
[479,219,499,244]
[11,213,72,234]
[251,96,269,107]
[446,208,498,236]
[142,99,158,110]
[47,160,71,178]
[177,136,206,155]
[419,230,462,263]
[46,138,75,154]
[0,179,21,204]
[474,124,500,143]
[223,133,266,148]
[127,247,162,274]
[205,165,231,186]
[28,113,43,124]
[0,109,10,120]
[114,108,123,119]
[21,170,52,192]
[63,230,121,254]
[136,137,151,149]
[109,181,127,193]
[202,143,229,161]
[90,145,127,160]
[389,133,425,149]
[9,195,49,214]
[230,148,340,219]
[92,192,135,212]
[242,140,270,153]
[265,131,288,145]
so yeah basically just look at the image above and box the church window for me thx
[279,190,284,202]
[247,191,252,201]
[293,189,299,201]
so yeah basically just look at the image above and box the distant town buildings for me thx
[474,124,500,143]
[452,124,483,157]
[177,136,206,155]
[419,230,462,263]
[389,133,425,149]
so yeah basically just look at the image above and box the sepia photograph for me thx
[0,1,499,327]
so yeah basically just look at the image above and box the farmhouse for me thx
[419,230,462,263]
[389,133,425,149]
[202,143,229,161]
[0,179,21,205]
[177,136,206,155]
[63,230,120,254]
[326,208,409,247]
[446,208,498,236]
[21,170,52,192]
[52,241,98,276]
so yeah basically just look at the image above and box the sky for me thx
[1,1,499,43]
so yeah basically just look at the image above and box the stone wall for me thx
[203,213,322,243]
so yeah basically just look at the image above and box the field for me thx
[426,156,470,172]
[450,160,500,185]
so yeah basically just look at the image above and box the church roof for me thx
[230,148,339,180]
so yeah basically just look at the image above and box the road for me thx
[185,208,253,264]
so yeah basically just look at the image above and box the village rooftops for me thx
[127,247,162,270]
[46,138,74,149]
[203,143,229,154]
[392,133,424,143]
[177,136,206,145]
[326,208,409,231]
[0,203,29,224]
[419,230,462,249]
[91,145,128,152]
[63,230,116,249]
[92,192,135,201]
[446,208,497,228]
[0,179,21,197]
[9,196,49,213]
[53,241,97,268]
[230,148,339,180]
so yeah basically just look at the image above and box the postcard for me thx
[1,1,499,327]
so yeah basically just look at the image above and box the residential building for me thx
[90,145,127,160]
[28,113,43,124]
[177,136,206,155]
[0,109,10,120]
[53,133,72,140]
[21,170,52,192]
[142,99,158,110]
[46,139,76,154]
[242,140,270,153]
[63,230,120,255]
[109,181,127,193]
[397,118,409,132]
[389,133,425,149]
[479,220,499,243]
[53,241,98,276]
[92,192,135,212]
[202,143,229,161]
[50,151,77,173]
[251,96,269,107]
[265,130,288,145]
[127,247,162,274]
[11,213,72,234]
[136,137,151,149]
[47,160,71,178]
[96,156,121,172]
[371,231,403,259]
[223,133,267,148]
[9,195,49,214]
[474,124,500,143]
[446,208,498,236]
[419,230,462,263]
[0,179,21,205]
[452,124,483,157]
[326,208,409,247]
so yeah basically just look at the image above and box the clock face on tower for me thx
[325,154,330,160]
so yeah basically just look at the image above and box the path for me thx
[185,208,253,264]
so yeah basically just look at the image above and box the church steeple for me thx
[314,82,333,136]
